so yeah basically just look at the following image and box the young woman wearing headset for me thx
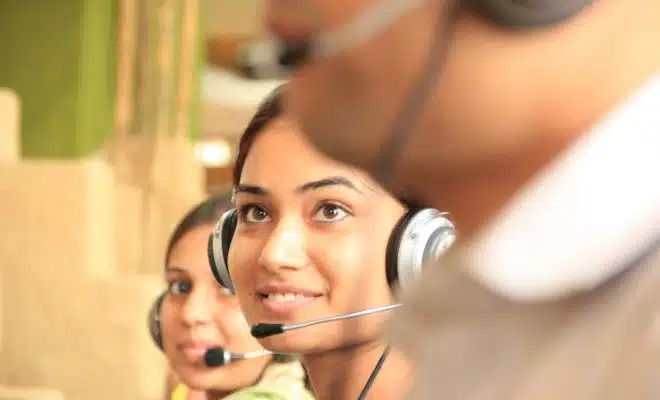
[148,193,314,399]
[207,86,456,399]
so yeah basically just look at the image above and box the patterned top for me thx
[171,361,315,400]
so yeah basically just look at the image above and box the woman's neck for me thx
[303,340,413,400]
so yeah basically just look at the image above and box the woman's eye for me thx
[239,204,271,223]
[314,203,349,223]
[168,280,191,295]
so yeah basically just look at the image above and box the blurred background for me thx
[0,1,282,398]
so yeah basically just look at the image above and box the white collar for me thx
[461,74,660,301]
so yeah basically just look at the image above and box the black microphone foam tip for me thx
[251,323,285,338]
[204,347,230,367]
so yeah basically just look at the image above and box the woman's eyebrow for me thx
[234,184,269,196]
[165,265,187,274]
[295,176,363,194]
[235,176,364,197]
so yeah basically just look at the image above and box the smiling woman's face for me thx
[228,118,406,354]
[160,224,270,392]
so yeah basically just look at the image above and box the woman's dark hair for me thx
[164,192,233,264]
[232,84,412,211]
[233,84,286,186]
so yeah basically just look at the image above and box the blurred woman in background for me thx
[149,193,314,399]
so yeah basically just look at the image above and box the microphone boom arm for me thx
[233,350,272,360]
[283,304,402,333]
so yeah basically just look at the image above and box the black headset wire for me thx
[357,344,392,400]
[372,0,461,188]
[329,1,461,399]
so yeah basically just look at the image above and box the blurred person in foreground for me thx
[260,0,660,398]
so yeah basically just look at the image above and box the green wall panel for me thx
[0,0,116,158]
[188,8,203,142]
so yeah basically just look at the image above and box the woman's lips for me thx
[257,292,323,318]
[255,282,325,318]
[177,341,221,362]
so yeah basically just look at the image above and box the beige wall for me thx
[0,386,65,400]
[0,88,19,163]
[203,0,263,37]
[0,89,206,399]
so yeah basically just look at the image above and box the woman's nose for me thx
[258,218,309,273]
[181,287,215,327]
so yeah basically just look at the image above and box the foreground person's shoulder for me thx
[389,247,660,399]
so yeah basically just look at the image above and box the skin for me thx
[263,0,660,238]
[228,119,413,399]
[161,224,271,399]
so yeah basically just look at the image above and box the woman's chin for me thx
[178,358,269,393]
[258,331,336,356]
[178,366,230,391]
[259,337,300,355]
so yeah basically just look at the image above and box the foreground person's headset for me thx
[237,0,594,78]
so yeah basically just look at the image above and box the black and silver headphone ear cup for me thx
[387,208,457,292]
[208,209,238,294]
[207,232,224,289]
[474,0,594,28]
[386,209,418,290]
[148,292,166,350]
